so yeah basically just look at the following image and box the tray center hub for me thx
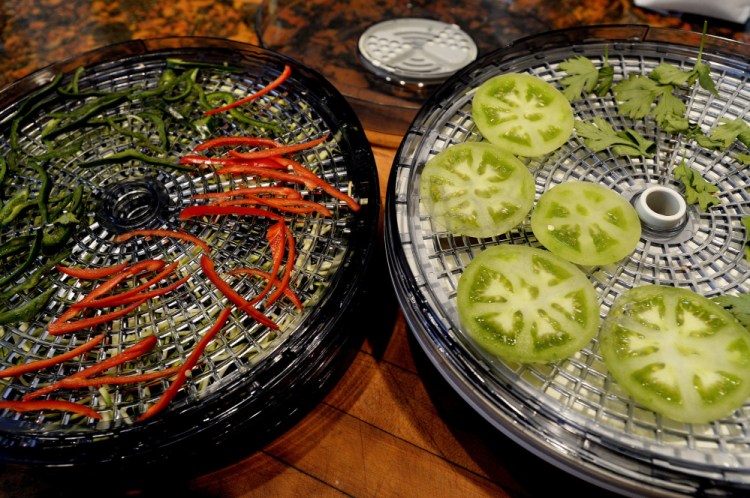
[95,179,170,233]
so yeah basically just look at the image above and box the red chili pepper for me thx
[217,197,332,217]
[48,298,147,336]
[137,307,233,421]
[192,186,303,202]
[256,220,287,305]
[229,268,302,309]
[72,261,180,309]
[213,163,320,189]
[179,155,241,167]
[193,136,282,152]
[24,335,159,401]
[54,260,167,324]
[80,274,190,309]
[0,333,106,378]
[0,399,102,419]
[179,156,284,170]
[203,65,292,116]
[227,134,329,161]
[272,156,361,212]
[56,364,181,388]
[267,221,296,307]
[114,229,210,254]
[179,205,284,223]
[199,255,279,330]
[266,155,320,181]
[56,262,130,280]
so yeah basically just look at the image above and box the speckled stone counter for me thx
[2,0,749,90]
[0,0,261,88]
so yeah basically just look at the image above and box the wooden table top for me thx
[1,1,749,497]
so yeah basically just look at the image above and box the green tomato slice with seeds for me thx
[472,73,574,158]
[457,244,600,364]
[531,181,641,266]
[600,285,750,424]
[419,142,535,238]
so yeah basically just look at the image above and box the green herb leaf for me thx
[694,61,718,95]
[650,62,692,86]
[574,118,655,156]
[559,56,599,101]
[595,64,615,96]
[558,53,614,101]
[704,118,750,149]
[673,160,720,211]
[612,75,664,119]
[652,91,688,132]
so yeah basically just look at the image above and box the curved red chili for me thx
[199,255,278,330]
[137,307,233,421]
[24,335,159,400]
[56,261,130,280]
[0,399,101,419]
[0,333,106,378]
[203,65,292,116]
[114,229,210,254]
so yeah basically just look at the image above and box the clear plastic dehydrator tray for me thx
[0,37,380,475]
[385,25,750,497]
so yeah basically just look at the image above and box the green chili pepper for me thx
[30,162,51,224]
[0,157,7,193]
[191,115,218,140]
[165,58,241,72]
[46,192,73,220]
[69,66,84,93]
[135,68,197,102]
[0,230,42,288]
[79,148,194,171]
[101,117,164,154]
[0,285,56,325]
[42,185,83,253]
[56,66,122,97]
[0,235,34,259]
[0,188,30,226]
[41,90,131,139]
[8,72,64,153]
[138,110,169,151]
[0,249,68,300]
[36,137,84,161]
[164,69,197,102]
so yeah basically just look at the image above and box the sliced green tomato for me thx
[600,285,750,424]
[530,181,641,266]
[471,73,574,158]
[419,142,535,238]
[457,245,600,364]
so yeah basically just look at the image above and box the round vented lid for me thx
[358,18,477,87]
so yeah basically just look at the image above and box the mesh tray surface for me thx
[386,25,750,497]
[0,37,379,471]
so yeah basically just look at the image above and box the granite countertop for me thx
[1,0,748,90]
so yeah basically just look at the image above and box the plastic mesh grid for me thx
[388,28,750,495]
[0,42,371,443]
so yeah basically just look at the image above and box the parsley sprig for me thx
[574,118,655,157]
[673,160,721,211]
[612,24,717,133]
[559,47,614,101]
